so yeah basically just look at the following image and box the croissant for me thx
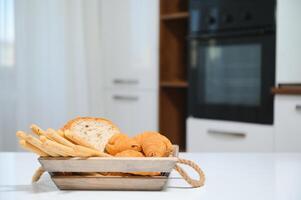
[134,132,173,157]
[106,133,141,155]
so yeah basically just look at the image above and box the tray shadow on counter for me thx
[165,177,195,189]
[0,177,57,193]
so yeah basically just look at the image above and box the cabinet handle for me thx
[296,105,301,111]
[113,95,139,101]
[113,79,139,85]
[207,129,246,138]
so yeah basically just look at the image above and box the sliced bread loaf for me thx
[62,117,120,152]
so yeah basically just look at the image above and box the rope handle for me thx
[174,158,205,188]
[32,167,45,183]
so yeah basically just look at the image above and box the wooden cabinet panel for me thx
[159,0,189,151]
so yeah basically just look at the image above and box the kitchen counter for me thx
[1,152,301,200]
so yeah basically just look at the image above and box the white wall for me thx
[276,0,301,84]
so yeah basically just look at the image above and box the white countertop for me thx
[0,152,301,200]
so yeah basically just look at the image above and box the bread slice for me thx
[62,117,120,152]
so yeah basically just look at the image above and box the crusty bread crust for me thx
[62,117,120,132]
[61,117,120,152]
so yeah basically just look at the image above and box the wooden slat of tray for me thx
[39,145,179,173]
[40,157,177,172]
[52,175,168,190]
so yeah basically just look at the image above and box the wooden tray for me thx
[39,145,179,190]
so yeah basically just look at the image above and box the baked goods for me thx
[62,117,120,152]
[16,116,174,182]
[19,140,48,156]
[17,118,173,158]
[16,131,59,156]
[105,132,173,157]
[16,124,112,157]
[106,133,141,155]
[40,136,75,156]
[134,131,173,157]
[30,124,46,136]
[45,128,75,147]
[17,122,114,182]
[15,117,206,189]
[73,144,112,157]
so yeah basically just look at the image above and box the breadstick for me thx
[30,124,46,136]
[16,131,27,140]
[73,145,112,157]
[31,125,56,142]
[40,136,77,157]
[71,146,91,157]
[19,140,48,156]
[16,131,58,156]
[26,135,59,156]
[57,129,65,137]
[32,167,45,183]
[45,128,75,147]
[64,130,97,150]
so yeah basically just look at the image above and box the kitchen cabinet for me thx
[100,0,159,135]
[276,0,301,84]
[187,118,274,152]
[275,95,301,152]
[100,0,159,90]
[103,89,158,136]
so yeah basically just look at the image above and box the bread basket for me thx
[38,145,205,190]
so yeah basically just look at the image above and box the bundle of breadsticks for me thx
[16,126,111,158]
[16,117,174,182]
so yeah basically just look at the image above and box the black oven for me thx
[188,0,276,124]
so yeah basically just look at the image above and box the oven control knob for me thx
[223,14,233,23]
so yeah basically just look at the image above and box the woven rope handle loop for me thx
[174,158,205,188]
[32,167,45,183]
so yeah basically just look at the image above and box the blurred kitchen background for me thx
[0,0,300,152]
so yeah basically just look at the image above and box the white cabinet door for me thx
[275,95,301,152]
[104,89,158,137]
[187,118,274,152]
[101,0,159,90]
[276,0,301,84]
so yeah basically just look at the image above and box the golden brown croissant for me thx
[133,131,173,157]
[106,133,141,155]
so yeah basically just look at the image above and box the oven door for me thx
[188,33,275,124]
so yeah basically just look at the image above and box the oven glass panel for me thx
[198,43,261,106]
